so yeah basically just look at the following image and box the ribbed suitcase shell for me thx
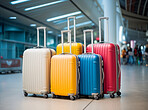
[51,54,79,96]
[78,54,103,96]
[87,43,121,94]
[56,43,83,55]
[23,48,51,95]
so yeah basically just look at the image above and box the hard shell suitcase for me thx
[87,17,121,98]
[56,16,83,55]
[78,30,104,100]
[23,27,54,98]
[51,49,56,56]
[51,30,79,100]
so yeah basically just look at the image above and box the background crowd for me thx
[121,44,148,66]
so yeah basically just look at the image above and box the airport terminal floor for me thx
[0,65,148,110]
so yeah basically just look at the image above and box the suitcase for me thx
[50,49,56,56]
[56,16,83,55]
[51,30,79,100]
[87,17,121,98]
[78,30,104,100]
[23,27,54,98]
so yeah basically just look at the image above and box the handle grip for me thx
[67,16,76,42]
[83,29,93,53]
[37,27,46,48]
[99,17,109,42]
[61,30,71,53]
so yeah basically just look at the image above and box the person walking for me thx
[138,46,143,65]
[128,48,134,64]
[122,48,127,64]
[145,44,148,66]
[126,46,130,64]
[134,45,138,64]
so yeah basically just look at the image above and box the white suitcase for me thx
[23,27,54,98]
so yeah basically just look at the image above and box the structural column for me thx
[104,0,116,43]
[116,12,122,47]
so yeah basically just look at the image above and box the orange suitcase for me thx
[51,30,79,100]
[56,16,83,55]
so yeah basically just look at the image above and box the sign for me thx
[0,59,21,68]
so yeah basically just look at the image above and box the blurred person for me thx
[128,48,134,64]
[134,45,138,64]
[0,56,3,59]
[126,46,130,64]
[138,46,143,65]
[145,44,148,66]
[122,48,126,64]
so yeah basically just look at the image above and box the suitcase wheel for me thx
[32,94,36,97]
[110,93,115,98]
[94,95,100,100]
[51,94,56,98]
[101,94,104,98]
[70,96,75,101]
[76,95,80,99]
[117,91,121,96]
[43,94,48,99]
[24,91,28,97]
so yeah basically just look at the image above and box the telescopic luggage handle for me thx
[61,30,72,53]
[67,16,76,42]
[99,17,109,42]
[83,29,93,53]
[37,27,46,48]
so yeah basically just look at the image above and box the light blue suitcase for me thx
[78,29,104,99]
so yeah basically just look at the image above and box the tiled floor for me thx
[0,65,148,110]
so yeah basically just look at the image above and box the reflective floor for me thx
[0,65,148,110]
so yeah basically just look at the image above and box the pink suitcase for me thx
[87,17,121,98]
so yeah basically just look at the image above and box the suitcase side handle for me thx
[67,16,76,42]
[37,27,46,48]
[99,17,109,42]
[61,30,72,53]
[83,29,93,53]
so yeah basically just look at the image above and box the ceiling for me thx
[120,0,148,16]
[119,0,148,33]
[0,0,104,40]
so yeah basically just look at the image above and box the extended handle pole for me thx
[37,27,46,47]
[83,29,93,53]
[61,30,71,53]
[67,16,76,42]
[99,17,109,42]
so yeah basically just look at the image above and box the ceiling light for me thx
[63,21,92,29]
[48,31,53,34]
[53,15,84,25]
[10,0,30,5]
[24,0,66,11]
[9,17,17,20]
[47,11,81,22]
[91,23,95,26]
[30,24,36,27]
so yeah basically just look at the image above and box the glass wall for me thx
[0,22,57,59]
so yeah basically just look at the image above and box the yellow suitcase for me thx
[51,30,79,100]
[50,49,56,56]
[56,16,83,55]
